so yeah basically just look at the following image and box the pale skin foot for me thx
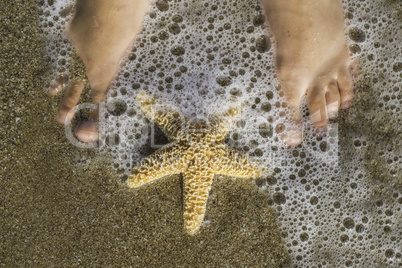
[260,0,355,146]
[49,0,151,142]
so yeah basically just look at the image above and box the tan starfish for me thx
[127,92,263,235]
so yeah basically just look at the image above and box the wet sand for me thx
[0,1,288,266]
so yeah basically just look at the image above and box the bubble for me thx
[222,58,232,65]
[354,140,362,147]
[107,100,127,116]
[58,58,66,65]
[253,148,263,157]
[253,14,265,26]
[273,193,286,205]
[343,218,355,229]
[384,209,393,216]
[158,31,169,40]
[376,200,383,207]
[349,44,361,54]
[300,232,309,242]
[299,169,307,178]
[230,88,242,97]
[258,123,273,138]
[255,177,266,187]
[156,0,169,12]
[175,84,184,90]
[345,12,353,19]
[150,36,158,43]
[340,234,349,243]
[256,36,270,53]
[319,141,330,152]
[392,62,401,72]
[170,46,185,56]
[216,76,232,87]
[385,249,394,258]
[266,90,274,100]
[169,23,181,34]
[246,26,254,33]
[267,176,277,185]
[172,14,183,23]
[261,102,271,112]
[105,134,120,146]
[349,27,366,42]
[118,88,127,96]
[275,123,285,134]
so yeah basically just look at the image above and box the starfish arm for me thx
[212,145,262,179]
[209,106,241,138]
[127,142,186,188]
[183,161,215,235]
[137,92,187,140]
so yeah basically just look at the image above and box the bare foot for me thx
[49,0,151,142]
[260,0,354,146]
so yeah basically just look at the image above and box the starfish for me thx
[127,92,263,235]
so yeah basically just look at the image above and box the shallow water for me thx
[1,0,400,267]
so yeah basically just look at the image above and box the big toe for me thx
[307,84,329,127]
[282,130,303,147]
[56,80,85,125]
[74,121,99,142]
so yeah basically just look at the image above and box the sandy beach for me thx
[1,0,400,267]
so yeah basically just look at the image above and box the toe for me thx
[56,80,85,125]
[307,83,328,127]
[282,89,304,146]
[276,77,309,146]
[276,121,303,147]
[282,125,303,146]
[281,84,305,124]
[74,120,99,142]
[48,75,67,97]
[337,65,354,109]
[276,69,310,122]
[325,80,340,118]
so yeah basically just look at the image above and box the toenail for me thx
[328,111,338,119]
[282,133,303,147]
[48,84,62,97]
[341,101,351,109]
[315,126,328,135]
[75,129,99,143]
